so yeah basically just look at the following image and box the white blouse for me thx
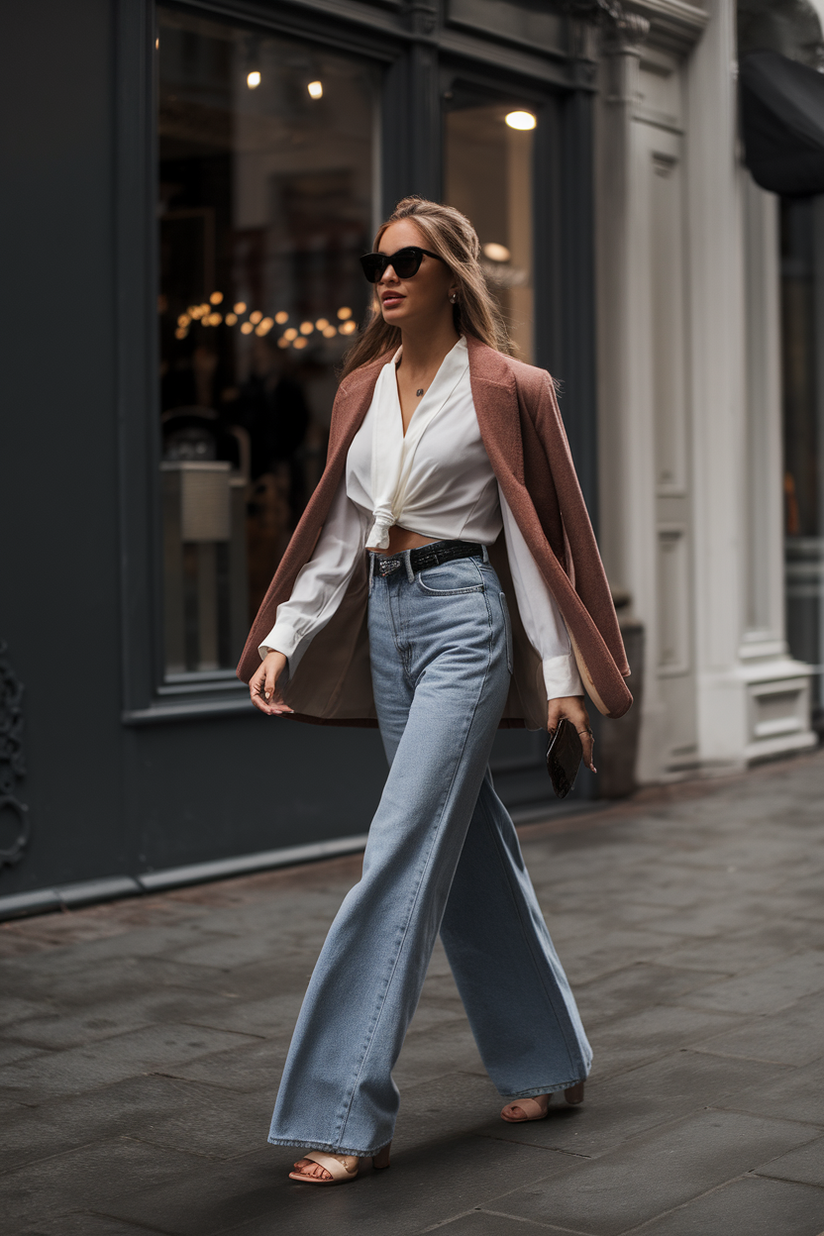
[260,337,582,700]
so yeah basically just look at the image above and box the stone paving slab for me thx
[676,949,824,1015]
[484,1109,821,1234]
[15,1216,167,1236]
[1,750,824,1234]
[621,1176,824,1236]
[691,988,824,1066]
[755,1136,824,1188]
[0,1023,263,1103]
[106,1139,567,1236]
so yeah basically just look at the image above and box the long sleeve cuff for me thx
[259,621,301,672]
[542,652,583,701]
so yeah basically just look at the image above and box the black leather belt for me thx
[371,539,485,578]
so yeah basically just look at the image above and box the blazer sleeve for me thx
[526,370,630,680]
[258,474,367,677]
[499,489,583,699]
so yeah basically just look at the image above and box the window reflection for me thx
[782,195,824,723]
[157,8,377,676]
[444,95,535,362]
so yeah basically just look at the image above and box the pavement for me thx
[1,750,824,1236]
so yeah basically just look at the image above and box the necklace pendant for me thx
[416,388,424,397]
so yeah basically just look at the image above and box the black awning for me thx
[740,50,824,195]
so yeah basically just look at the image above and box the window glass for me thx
[443,94,535,362]
[157,9,378,677]
[781,195,824,723]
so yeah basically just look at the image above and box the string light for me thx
[169,298,357,346]
[307,81,323,99]
[247,71,261,89]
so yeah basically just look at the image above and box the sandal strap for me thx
[302,1151,359,1181]
[506,1097,548,1119]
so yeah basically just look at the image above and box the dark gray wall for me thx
[1,0,127,891]
[0,0,597,905]
[0,0,389,897]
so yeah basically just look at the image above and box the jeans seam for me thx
[336,613,494,1148]
[476,788,583,1080]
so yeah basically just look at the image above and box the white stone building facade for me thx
[593,0,819,781]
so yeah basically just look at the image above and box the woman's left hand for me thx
[547,696,595,773]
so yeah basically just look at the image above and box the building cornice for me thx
[625,0,708,53]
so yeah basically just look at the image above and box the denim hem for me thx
[268,1136,391,1157]
[502,1078,587,1100]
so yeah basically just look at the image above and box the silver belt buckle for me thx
[377,556,402,577]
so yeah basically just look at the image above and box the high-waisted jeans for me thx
[268,549,592,1157]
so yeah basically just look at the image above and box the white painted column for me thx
[595,26,669,783]
[686,0,814,765]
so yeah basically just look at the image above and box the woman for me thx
[239,197,631,1185]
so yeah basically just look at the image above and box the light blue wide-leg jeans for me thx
[268,550,591,1157]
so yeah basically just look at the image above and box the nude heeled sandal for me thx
[500,1083,585,1123]
[288,1142,392,1185]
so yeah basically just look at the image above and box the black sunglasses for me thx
[359,246,444,283]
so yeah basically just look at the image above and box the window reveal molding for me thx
[115,0,595,724]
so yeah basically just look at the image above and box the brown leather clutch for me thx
[546,718,583,799]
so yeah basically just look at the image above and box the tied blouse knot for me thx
[260,337,583,703]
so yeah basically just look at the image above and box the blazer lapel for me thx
[327,355,389,462]
[465,335,525,486]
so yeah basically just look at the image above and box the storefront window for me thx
[444,92,535,362]
[157,8,378,677]
[781,195,824,722]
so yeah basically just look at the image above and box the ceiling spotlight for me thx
[307,80,323,99]
[247,70,261,89]
[483,243,511,263]
[505,110,536,131]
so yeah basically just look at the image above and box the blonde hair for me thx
[340,197,512,378]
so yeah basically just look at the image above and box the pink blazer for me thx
[237,335,632,726]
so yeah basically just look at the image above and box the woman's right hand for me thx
[249,651,294,717]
